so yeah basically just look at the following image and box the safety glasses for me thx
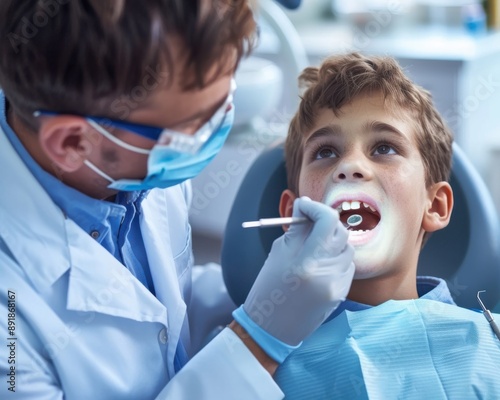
[33,79,236,155]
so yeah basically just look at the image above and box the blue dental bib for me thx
[275,299,500,399]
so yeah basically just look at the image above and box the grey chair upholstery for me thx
[221,142,500,311]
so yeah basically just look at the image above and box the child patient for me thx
[274,52,500,399]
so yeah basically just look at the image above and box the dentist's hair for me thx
[0,0,256,127]
[285,52,453,194]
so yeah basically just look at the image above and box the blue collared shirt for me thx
[0,94,155,294]
[326,275,456,322]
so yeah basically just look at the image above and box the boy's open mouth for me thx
[335,201,381,231]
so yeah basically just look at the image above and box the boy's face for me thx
[280,92,451,283]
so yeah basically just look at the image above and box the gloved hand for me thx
[233,196,355,361]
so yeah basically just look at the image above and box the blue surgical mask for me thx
[81,80,236,191]
[84,106,234,191]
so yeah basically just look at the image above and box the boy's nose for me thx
[333,153,371,182]
[337,170,364,180]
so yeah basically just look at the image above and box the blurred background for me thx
[190,0,500,264]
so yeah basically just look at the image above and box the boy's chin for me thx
[351,257,388,280]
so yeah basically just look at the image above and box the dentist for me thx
[0,1,354,399]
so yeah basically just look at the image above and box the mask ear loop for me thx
[86,119,151,155]
[83,159,116,183]
[84,119,151,184]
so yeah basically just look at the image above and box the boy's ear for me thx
[422,181,453,233]
[279,189,297,232]
[38,116,97,173]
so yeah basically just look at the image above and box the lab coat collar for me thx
[65,217,167,323]
[0,127,167,324]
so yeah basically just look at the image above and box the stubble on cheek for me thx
[101,148,120,164]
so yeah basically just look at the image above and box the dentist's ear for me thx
[422,181,453,232]
[38,116,97,173]
[279,189,298,232]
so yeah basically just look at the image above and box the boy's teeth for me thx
[337,200,377,213]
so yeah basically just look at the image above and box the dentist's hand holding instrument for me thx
[233,196,355,362]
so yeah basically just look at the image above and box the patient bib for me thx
[275,299,500,399]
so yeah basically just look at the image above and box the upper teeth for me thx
[337,201,376,213]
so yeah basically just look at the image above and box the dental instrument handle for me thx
[483,309,500,340]
[242,217,309,229]
[477,290,500,340]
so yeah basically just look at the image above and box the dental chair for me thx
[221,142,500,312]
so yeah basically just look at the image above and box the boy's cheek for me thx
[298,173,328,201]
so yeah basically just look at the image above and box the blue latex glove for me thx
[234,197,355,356]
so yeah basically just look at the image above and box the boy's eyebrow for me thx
[365,121,407,139]
[304,120,409,147]
[304,124,342,146]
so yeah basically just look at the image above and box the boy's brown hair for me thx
[285,52,453,195]
[0,0,256,125]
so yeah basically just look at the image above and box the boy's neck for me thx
[347,271,419,306]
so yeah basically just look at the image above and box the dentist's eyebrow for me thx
[304,124,342,147]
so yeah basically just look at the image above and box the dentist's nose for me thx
[333,152,371,182]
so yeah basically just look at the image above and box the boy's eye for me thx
[314,146,337,160]
[374,144,396,155]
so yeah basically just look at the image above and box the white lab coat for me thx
[0,127,283,399]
